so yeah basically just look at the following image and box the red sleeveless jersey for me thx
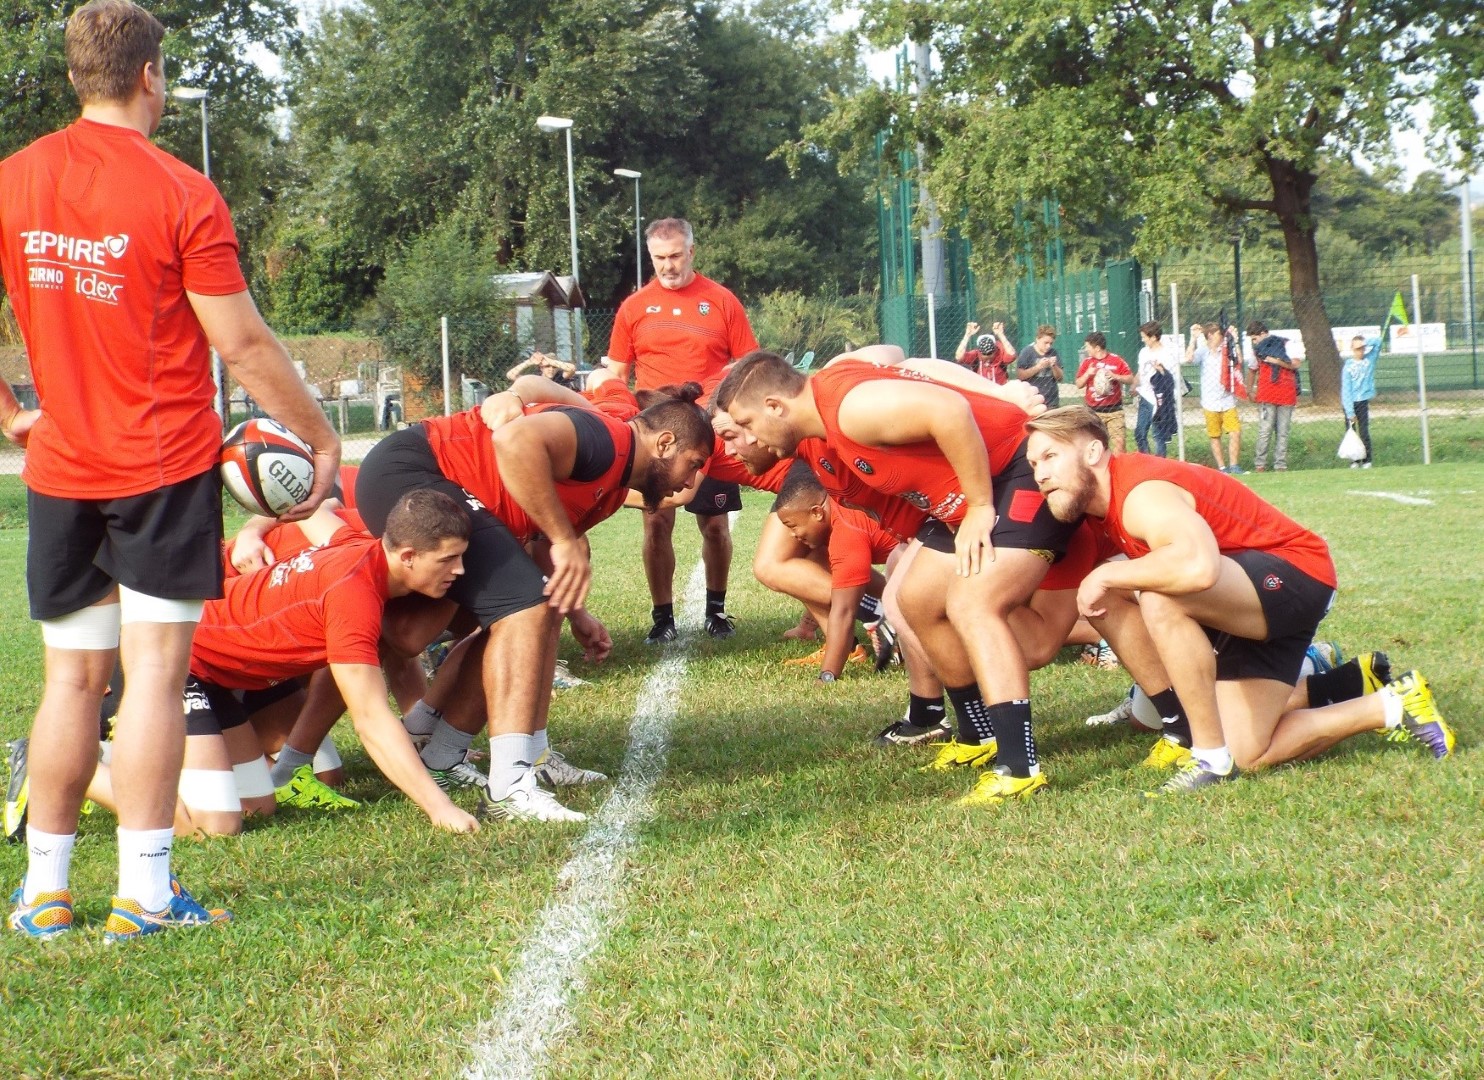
[1094,455,1335,588]
[422,405,636,544]
[810,360,1028,525]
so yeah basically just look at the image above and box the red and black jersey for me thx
[798,437,927,544]
[1094,454,1335,588]
[810,361,1027,526]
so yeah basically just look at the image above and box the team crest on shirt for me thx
[1263,573,1283,591]
[853,457,874,475]
[817,457,835,475]
[903,491,930,510]
[269,550,319,587]
[699,302,711,316]
[646,305,661,313]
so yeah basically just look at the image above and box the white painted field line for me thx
[1347,490,1435,507]
[464,560,706,1080]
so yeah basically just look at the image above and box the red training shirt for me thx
[0,119,247,498]
[191,533,390,690]
[1092,454,1336,588]
[827,502,904,590]
[1076,353,1132,411]
[608,274,758,392]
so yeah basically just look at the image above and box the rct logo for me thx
[75,271,122,304]
[104,234,129,258]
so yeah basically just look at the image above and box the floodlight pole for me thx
[615,169,643,290]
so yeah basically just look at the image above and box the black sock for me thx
[1150,687,1191,746]
[945,684,995,745]
[651,603,674,625]
[705,590,726,617]
[855,594,884,624]
[908,693,947,729]
[988,700,1037,777]
[1306,662,1364,708]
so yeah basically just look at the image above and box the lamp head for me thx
[536,115,573,133]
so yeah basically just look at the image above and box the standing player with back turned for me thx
[0,0,337,941]
[607,218,758,643]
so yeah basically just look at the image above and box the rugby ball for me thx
[220,418,315,517]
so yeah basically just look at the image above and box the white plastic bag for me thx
[1337,425,1366,462]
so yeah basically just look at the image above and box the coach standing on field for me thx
[0,0,336,941]
[607,218,758,643]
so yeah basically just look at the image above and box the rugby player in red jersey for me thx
[716,351,1080,805]
[1024,406,1455,796]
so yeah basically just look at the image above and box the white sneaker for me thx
[1086,689,1135,727]
[552,659,587,691]
[427,758,488,791]
[533,749,608,787]
[478,770,586,823]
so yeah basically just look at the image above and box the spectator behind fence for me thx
[1342,334,1378,469]
[1016,323,1064,407]
[1246,320,1302,472]
[1074,331,1135,452]
[506,351,575,389]
[954,320,1015,384]
[1185,323,1243,473]
[1135,320,1172,456]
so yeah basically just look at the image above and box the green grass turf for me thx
[0,465,1480,1077]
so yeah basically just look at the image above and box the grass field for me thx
[0,465,1480,1078]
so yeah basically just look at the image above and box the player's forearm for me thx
[820,589,864,677]
[510,374,588,409]
[1099,542,1220,596]
[347,695,465,821]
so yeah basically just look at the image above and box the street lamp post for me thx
[173,86,227,430]
[536,115,579,285]
[614,168,642,291]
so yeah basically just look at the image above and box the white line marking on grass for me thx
[464,561,706,1080]
[1347,490,1435,506]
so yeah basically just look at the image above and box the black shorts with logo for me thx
[684,475,743,516]
[1206,550,1336,685]
[914,444,1079,559]
[182,675,306,737]
[26,468,224,621]
[355,426,547,628]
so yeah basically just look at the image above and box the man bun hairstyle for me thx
[634,381,704,410]
[66,0,166,106]
[384,489,470,552]
[1024,404,1109,451]
[713,350,805,413]
[634,394,712,453]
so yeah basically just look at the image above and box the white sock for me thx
[23,828,76,901]
[1380,687,1404,729]
[530,727,550,763]
[117,826,174,911]
[402,699,443,738]
[486,733,533,801]
[1192,746,1234,776]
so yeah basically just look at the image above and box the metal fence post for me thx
[1411,275,1430,465]
[440,316,452,417]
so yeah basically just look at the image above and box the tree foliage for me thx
[264,0,876,331]
[820,0,1484,402]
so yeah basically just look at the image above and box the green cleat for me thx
[275,764,360,810]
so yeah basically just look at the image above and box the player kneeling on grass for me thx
[186,490,480,832]
[1024,406,1455,797]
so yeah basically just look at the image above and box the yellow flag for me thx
[1389,290,1410,326]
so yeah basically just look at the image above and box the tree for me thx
[825,0,1483,404]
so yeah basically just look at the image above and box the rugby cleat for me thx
[551,659,587,690]
[428,759,489,792]
[1086,690,1135,727]
[1143,761,1239,798]
[781,644,868,668]
[873,716,950,748]
[4,737,28,844]
[8,884,72,940]
[1080,640,1121,670]
[863,619,898,671]
[644,617,679,645]
[1142,735,1194,770]
[1389,671,1455,760]
[957,769,1048,807]
[920,738,998,772]
[1305,641,1342,674]
[704,611,737,639]
[1358,651,1392,695]
[275,764,360,810]
[477,770,585,823]
[532,750,608,787]
[103,876,231,943]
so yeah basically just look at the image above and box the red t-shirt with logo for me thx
[798,436,926,543]
[809,361,1027,525]
[422,405,636,543]
[0,119,247,498]
[1092,454,1336,588]
[608,273,758,391]
[827,502,904,589]
[221,508,367,579]
[191,534,389,690]
[1076,353,1132,411]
